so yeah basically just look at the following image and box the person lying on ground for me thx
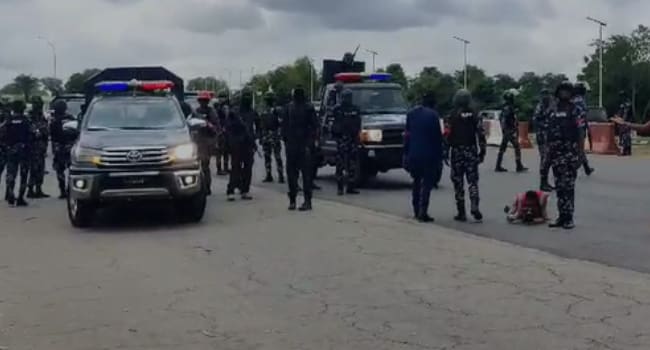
[505,190,550,225]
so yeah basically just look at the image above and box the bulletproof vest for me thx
[534,102,551,130]
[333,105,361,137]
[284,102,315,145]
[500,104,517,129]
[447,109,478,146]
[50,114,76,144]
[30,113,49,142]
[238,107,257,135]
[547,103,579,143]
[4,114,31,145]
[261,107,281,133]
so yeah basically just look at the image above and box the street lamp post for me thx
[308,57,315,103]
[587,16,607,108]
[453,36,470,89]
[365,49,379,72]
[37,36,57,79]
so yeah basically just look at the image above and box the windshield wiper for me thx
[86,127,114,131]
[116,126,166,130]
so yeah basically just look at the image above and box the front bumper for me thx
[69,167,203,201]
[360,145,403,172]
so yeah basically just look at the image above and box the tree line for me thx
[3,25,649,121]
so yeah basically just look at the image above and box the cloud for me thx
[0,0,648,88]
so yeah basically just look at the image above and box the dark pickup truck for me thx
[317,80,408,185]
[64,67,208,227]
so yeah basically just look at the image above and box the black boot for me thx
[471,209,483,222]
[6,192,15,206]
[417,214,435,223]
[16,197,28,207]
[540,178,555,192]
[312,183,322,191]
[454,205,467,222]
[346,187,360,195]
[288,195,296,211]
[35,187,50,198]
[516,161,529,173]
[299,198,312,211]
[263,174,274,183]
[584,166,594,176]
[27,187,36,199]
[337,183,344,196]
[495,154,507,172]
[549,216,566,228]
[278,173,285,184]
[563,217,575,230]
[58,183,67,200]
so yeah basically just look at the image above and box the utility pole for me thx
[365,49,379,72]
[37,36,57,79]
[453,36,470,89]
[308,57,315,103]
[587,16,607,108]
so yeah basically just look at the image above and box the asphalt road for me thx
[252,147,650,273]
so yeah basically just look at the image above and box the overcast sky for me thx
[0,0,645,87]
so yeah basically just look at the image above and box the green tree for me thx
[454,65,487,92]
[385,63,408,88]
[40,77,63,95]
[65,68,101,93]
[12,74,40,101]
[246,56,320,103]
[407,66,460,116]
[187,77,229,93]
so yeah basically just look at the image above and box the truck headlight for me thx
[171,143,196,161]
[72,146,101,166]
[361,129,383,143]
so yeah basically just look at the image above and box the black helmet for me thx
[555,81,574,97]
[341,89,353,105]
[30,96,43,105]
[52,99,67,114]
[503,89,517,101]
[421,91,436,108]
[573,81,590,96]
[264,91,275,103]
[334,81,344,92]
[540,87,550,96]
[217,90,229,100]
[453,89,472,107]
[11,100,26,113]
[292,86,306,102]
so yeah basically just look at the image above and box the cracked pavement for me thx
[1,180,650,349]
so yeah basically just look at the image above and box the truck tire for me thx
[355,164,378,187]
[67,197,96,228]
[176,193,207,223]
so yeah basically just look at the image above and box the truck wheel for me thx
[67,197,96,228]
[176,193,207,223]
[355,165,378,187]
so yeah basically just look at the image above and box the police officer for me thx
[230,89,259,200]
[573,82,594,175]
[215,91,231,175]
[27,96,50,198]
[0,101,8,182]
[281,86,319,211]
[2,100,32,206]
[617,91,634,156]
[332,89,362,195]
[403,92,443,223]
[546,81,582,229]
[444,89,486,222]
[260,92,285,183]
[533,88,554,191]
[193,92,220,195]
[495,90,527,173]
[49,100,77,199]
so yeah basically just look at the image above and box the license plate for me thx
[123,177,146,186]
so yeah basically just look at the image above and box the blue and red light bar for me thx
[334,72,393,83]
[95,80,175,93]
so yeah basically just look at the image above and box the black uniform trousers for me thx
[228,148,254,195]
[285,145,312,200]
[6,144,30,198]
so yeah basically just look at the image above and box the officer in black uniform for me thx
[230,89,259,200]
[533,88,554,191]
[27,96,50,198]
[282,86,319,211]
[225,99,256,201]
[496,90,527,173]
[193,92,220,195]
[617,91,634,156]
[0,101,8,182]
[49,100,77,199]
[546,81,582,229]
[260,92,284,183]
[215,91,231,175]
[444,89,486,222]
[332,89,362,195]
[2,100,32,206]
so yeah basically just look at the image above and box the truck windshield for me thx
[85,98,185,130]
[351,88,407,114]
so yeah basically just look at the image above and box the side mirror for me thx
[187,118,207,130]
[63,120,79,131]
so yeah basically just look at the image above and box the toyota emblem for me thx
[126,150,143,163]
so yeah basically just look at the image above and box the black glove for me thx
[479,149,486,164]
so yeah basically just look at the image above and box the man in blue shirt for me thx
[403,92,444,222]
